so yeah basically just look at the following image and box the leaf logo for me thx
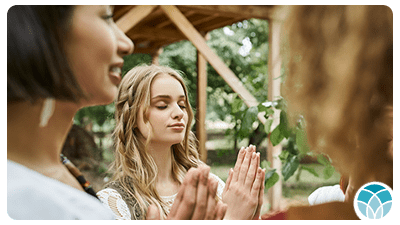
[354,182,393,219]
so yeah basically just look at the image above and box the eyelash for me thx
[102,14,114,22]
[156,105,186,110]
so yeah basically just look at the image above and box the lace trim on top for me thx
[97,173,224,220]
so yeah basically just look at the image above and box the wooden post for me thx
[267,14,283,211]
[151,48,163,65]
[196,32,209,163]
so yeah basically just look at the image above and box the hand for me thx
[222,145,266,220]
[146,165,227,220]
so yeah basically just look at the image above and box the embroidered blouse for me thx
[97,173,225,220]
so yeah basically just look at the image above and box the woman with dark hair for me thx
[7,5,226,220]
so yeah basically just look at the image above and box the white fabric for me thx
[308,184,345,205]
[7,160,114,220]
[97,172,225,220]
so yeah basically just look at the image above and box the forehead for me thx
[150,74,185,97]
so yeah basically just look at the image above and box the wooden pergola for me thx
[113,5,286,210]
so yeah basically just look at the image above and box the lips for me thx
[168,122,185,131]
[109,66,122,85]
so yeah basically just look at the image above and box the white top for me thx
[308,184,345,205]
[97,173,225,220]
[7,160,114,220]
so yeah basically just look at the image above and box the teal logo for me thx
[354,182,393,219]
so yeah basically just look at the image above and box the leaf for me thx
[323,165,335,179]
[264,119,273,134]
[279,110,291,138]
[317,155,330,166]
[261,160,271,169]
[302,166,319,178]
[241,106,258,133]
[232,97,243,114]
[274,98,286,110]
[296,128,310,155]
[265,171,279,190]
[278,150,289,161]
[281,155,300,181]
[270,124,285,146]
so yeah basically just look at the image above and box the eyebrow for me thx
[151,95,186,100]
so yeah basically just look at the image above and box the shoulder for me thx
[97,188,132,220]
[7,160,114,220]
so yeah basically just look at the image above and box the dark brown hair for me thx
[7,5,85,103]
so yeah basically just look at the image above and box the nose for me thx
[172,104,184,120]
[115,25,134,56]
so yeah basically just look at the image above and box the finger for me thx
[172,168,200,219]
[232,147,246,182]
[168,168,196,217]
[250,167,263,200]
[244,152,258,189]
[248,144,256,153]
[253,169,265,220]
[215,201,227,220]
[191,165,210,219]
[146,204,160,220]
[238,149,253,184]
[204,177,218,219]
[223,168,233,193]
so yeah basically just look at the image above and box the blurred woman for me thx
[261,5,392,219]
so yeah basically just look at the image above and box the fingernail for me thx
[252,152,256,159]
[257,152,260,157]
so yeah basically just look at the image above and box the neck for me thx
[7,100,79,171]
[147,142,174,182]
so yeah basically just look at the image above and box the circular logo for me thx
[353,182,393,219]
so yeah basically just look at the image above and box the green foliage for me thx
[301,165,319,178]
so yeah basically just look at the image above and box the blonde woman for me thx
[97,65,265,220]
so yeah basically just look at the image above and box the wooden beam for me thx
[266,17,283,212]
[160,5,266,124]
[156,10,196,29]
[191,13,220,26]
[177,5,274,20]
[128,26,186,41]
[116,5,157,33]
[196,39,208,163]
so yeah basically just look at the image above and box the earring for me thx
[39,98,55,127]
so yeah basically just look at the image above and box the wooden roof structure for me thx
[113,5,286,210]
[113,5,275,55]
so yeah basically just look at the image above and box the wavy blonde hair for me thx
[110,64,202,219]
[282,6,392,185]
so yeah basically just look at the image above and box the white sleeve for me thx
[308,184,345,205]
[209,173,225,199]
[97,188,132,220]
